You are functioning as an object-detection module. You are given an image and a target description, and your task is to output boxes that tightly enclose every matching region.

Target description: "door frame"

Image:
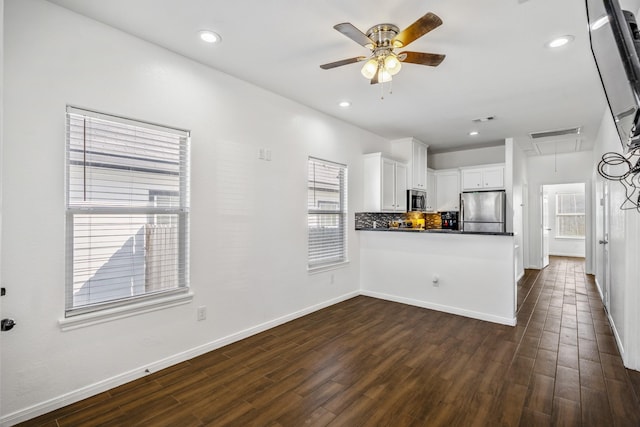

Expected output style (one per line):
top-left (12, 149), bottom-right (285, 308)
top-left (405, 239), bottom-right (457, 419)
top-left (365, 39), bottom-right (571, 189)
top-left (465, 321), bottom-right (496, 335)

top-left (542, 187), bottom-right (550, 268)
top-left (539, 182), bottom-right (587, 268)
top-left (600, 180), bottom-right (611, 311)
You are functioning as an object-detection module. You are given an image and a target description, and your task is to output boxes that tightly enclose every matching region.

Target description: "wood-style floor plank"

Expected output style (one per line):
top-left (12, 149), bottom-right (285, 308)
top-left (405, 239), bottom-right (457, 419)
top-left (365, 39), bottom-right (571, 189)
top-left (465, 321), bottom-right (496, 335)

top-left (16, 257), bottom-right (640, 426)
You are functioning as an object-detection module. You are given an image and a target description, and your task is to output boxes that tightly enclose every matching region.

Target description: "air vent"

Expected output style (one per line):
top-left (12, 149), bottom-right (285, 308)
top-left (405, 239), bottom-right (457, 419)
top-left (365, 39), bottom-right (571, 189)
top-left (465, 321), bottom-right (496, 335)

top-left (472, 116), bottom-right (496, 123)
top-left (529, 127), bottom-right (581, 139)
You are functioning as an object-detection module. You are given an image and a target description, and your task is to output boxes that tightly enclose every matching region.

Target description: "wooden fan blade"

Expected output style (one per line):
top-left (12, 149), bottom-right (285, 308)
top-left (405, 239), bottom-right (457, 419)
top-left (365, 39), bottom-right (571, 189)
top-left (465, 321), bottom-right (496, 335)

top-left (370, 73), bottom-right (379, 85)
top-left (320, 56), bottom-right (367, 70)
top-left (392, 12), bottom-right (442, 48)
top-left (334, 23), bottom-right (375, 48)
top-left (399, 51), bottom-right (446, 66)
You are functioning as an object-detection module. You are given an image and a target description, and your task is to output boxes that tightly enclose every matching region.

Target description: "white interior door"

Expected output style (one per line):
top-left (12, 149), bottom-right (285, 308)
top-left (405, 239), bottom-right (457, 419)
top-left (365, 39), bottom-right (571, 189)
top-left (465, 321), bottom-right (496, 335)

top-left (542, 188), bottom-right (550, 268)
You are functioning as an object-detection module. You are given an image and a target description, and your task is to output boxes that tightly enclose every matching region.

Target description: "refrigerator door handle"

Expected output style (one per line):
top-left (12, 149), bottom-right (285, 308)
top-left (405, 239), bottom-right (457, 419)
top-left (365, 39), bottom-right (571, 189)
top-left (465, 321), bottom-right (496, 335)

top-left (460, 197), bottom-right (465, 230)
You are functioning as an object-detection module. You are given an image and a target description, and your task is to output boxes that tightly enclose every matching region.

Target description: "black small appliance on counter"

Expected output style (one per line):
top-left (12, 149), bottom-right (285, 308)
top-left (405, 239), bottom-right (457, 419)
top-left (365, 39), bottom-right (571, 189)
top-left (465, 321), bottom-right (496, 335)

top-left (440, 211), bottom-right (459, 230)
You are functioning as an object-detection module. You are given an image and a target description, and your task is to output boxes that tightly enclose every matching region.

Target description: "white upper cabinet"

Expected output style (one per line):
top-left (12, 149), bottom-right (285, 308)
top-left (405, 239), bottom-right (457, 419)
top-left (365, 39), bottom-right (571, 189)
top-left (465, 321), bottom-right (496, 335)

top-left (461, 164), bottom-right (505, 190)
top-left (395, 162), bottom-right (408, 211)
top-left (411, 141), bottom-right (428, 190)
top-left (483, 167), bottom-right (504, 188)
top-left (364, 153), bottom-right (408, 212)
top-left (435, 169), bottom-right (460, 211)
top-left (391, 137), bottom-right (428, 191)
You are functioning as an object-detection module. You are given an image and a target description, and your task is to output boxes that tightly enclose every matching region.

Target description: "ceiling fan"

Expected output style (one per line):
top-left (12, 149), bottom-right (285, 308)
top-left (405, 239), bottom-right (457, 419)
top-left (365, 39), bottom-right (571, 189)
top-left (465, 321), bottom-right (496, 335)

top-left (320, 12), bottom-right (446, 85)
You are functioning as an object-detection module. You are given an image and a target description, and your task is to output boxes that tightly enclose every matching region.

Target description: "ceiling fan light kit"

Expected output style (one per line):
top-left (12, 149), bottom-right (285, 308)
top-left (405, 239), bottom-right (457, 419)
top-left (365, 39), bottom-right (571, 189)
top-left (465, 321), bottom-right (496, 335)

top-left (320, 12), bottom-right (446, 91)
top-left (361, 58), bottom-right (378, 79)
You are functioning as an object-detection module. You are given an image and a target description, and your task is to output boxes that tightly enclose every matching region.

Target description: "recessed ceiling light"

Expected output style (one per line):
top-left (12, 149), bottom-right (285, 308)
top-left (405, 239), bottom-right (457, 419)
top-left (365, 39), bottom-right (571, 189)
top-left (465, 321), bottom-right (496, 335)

top-left (339, 101), bottom-right (351, 108)
top-left (199, 30), bottom-right (221, 44)
top-left (547, 35), bottom-right (574, 49)
top-left (469, 131), bottom-right (479, 136)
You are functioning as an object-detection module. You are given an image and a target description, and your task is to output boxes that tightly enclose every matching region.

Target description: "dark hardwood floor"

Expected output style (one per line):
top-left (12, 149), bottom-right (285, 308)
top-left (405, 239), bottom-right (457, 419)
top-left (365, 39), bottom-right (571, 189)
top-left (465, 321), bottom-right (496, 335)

top-left (18, 256), bottom-right (640, 426)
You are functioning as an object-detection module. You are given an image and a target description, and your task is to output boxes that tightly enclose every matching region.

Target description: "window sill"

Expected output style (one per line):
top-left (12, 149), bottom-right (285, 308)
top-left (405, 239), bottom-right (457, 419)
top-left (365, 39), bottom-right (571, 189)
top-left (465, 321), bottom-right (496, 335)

top-left (308, 260), bottom-right (350, 275)
top-left (59, 291), bottom-right (194, 332)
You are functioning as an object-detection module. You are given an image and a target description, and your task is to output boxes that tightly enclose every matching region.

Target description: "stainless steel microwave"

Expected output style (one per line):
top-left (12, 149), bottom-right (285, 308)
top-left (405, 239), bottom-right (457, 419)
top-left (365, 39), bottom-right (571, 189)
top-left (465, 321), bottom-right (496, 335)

top-left (407, 189), bottom-right (427, 212)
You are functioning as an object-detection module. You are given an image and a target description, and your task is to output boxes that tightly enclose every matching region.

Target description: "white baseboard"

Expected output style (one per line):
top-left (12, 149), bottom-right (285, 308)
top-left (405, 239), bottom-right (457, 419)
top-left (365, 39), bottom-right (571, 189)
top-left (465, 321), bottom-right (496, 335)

top-left (0, 291), bottom-right (359, 427)
top-left (516, 270), bottom-right (525, 282)
top-left (548, 252), bottom-right (586, 258)
top-left (608, 311), bottom-right (626, 365)
top-left (360, 290), bottom-right (517, 326)
top-left (594, 277), bottom-right (605, 301)
top-left (594, 278), bottom-right (629, 369)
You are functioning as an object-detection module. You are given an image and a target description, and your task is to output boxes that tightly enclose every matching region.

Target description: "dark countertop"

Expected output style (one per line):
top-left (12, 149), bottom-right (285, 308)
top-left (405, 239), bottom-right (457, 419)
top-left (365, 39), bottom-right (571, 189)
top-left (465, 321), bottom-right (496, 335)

top-left (355, 227), bottom-right (514, 236)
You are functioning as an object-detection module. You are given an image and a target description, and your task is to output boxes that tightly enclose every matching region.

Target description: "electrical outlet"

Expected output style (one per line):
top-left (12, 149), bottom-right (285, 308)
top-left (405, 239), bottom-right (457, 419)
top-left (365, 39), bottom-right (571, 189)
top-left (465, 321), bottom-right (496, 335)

top-left (258, 148), bottom-right (265, 160)
top-left (197, 306), bottom-right (207, 321)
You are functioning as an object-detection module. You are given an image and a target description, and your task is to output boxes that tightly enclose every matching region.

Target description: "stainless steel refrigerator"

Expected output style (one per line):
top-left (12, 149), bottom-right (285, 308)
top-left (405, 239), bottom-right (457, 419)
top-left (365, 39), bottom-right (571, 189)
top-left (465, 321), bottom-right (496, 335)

top-left (460, 190), bottom-right (506, 232)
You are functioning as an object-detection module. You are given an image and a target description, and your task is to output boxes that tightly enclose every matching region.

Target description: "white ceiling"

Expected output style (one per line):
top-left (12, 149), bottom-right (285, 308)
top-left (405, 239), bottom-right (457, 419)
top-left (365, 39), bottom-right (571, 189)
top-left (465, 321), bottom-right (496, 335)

top-left (44, 0), bottom-right (632, 154)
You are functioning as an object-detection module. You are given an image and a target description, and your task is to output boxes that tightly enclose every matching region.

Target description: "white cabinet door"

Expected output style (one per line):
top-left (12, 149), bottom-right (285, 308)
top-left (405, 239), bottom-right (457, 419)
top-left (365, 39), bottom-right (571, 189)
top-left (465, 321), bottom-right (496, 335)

top-left (363, 153), bottom-right (407, 212)
top-left (483, 167), bottom-right (504, 189)
top-left (461, 165), bottom-right (505, 190)
top-left (391, 138), bottom-right (428, 191)
top-left (426, 169), bottom-right (436, 212)
top-left (436, 171), bottom-right (460, 211)
top-left (381, 157), bottom-right (397, 211)
top-left (396, 162), bottom-right (408, 211)
top-left (461, 169), bottom-right (483, 190)
top-left (412, 141), bottom-right (427, 190)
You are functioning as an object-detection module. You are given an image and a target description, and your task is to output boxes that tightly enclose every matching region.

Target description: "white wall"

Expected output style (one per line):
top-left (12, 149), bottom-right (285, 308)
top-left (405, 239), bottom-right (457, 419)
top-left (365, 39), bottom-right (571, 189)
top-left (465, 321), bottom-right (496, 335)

top-left (0, 0), bottom-right (391, 422)
top-left (592, 107), bottom-right (640, 371)
top-left (544, 183), bottom-right (586, 257)
top-left (525, 151), bottom-right (594, 272)
top-left (429, 145), bottom-right (505, 170)
top-left (0, 0), bottom-right (4, 323)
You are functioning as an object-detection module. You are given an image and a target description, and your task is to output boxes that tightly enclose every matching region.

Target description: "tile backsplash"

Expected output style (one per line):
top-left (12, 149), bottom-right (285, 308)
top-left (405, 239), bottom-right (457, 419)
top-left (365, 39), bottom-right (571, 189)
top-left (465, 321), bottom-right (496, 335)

top-left (354, 212), bottom-right (403, 229)
top-left (355, 212), bottom-right (442, 229)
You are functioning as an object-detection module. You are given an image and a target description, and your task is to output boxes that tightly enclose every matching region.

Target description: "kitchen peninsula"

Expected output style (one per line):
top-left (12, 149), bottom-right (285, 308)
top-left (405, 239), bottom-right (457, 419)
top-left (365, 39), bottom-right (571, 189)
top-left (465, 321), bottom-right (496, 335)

top-left (357, 222), bottom-right (516, 326)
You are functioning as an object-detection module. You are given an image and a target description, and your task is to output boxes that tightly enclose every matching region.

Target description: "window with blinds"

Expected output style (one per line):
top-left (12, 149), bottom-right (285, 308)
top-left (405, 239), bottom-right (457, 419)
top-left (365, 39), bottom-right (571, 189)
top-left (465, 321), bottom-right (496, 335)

top-left (556, 192), bottom-right (585, 238)
top-left (307, 157), bottom-right (348, 269)
top-left (65, 106), bottom-right (190, 316)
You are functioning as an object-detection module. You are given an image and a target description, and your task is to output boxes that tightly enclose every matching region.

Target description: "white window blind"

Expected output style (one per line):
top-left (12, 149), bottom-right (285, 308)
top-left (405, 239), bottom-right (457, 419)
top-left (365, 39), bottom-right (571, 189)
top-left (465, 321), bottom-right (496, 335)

top-left (556, 193), bottom-right (585, 238)
top-left (65, 106), bottom-right (190, 316)
top-left (307, 157), bottom-right (348, 269)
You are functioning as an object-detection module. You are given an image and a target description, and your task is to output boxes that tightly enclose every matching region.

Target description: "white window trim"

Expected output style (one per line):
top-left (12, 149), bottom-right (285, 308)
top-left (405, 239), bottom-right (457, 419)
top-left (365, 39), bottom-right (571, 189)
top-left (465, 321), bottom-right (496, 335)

top-left (555, 192), bottom-right (585, 239)
top-left (307, 157), bottom-right (348, 271)
top-left (307, 260), bottom-right (350, 274)
top-left (59, 291), bottom-right (194, 332)
top-left (65, 106), bottom-right (191, 318)
top-left (554, 235), bottom-right (586, 241)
